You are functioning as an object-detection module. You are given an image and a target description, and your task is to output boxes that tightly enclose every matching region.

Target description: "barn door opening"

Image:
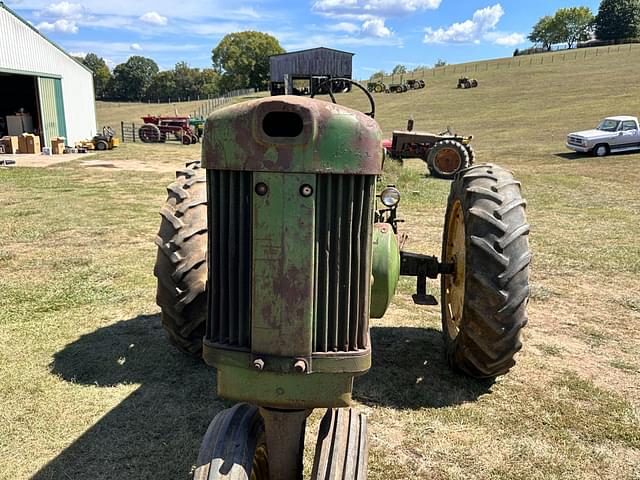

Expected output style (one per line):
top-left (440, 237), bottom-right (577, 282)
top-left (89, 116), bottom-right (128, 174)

top-left (38, 77), bottom-right (67, 146)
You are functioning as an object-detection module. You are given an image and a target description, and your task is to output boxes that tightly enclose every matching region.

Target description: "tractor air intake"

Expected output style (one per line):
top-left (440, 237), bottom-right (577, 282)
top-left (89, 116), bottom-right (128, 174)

top-left (201, 96), bottom-right (383, 409)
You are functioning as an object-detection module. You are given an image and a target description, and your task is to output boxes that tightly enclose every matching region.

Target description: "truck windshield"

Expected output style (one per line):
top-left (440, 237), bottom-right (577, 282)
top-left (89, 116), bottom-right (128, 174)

top-left (596, 119), bottom-right (620, 131)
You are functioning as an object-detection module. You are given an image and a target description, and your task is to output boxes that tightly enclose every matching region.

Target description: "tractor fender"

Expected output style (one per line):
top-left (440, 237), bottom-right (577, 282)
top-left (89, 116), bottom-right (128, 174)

top-left (369, 223), bottom-right (401, 319)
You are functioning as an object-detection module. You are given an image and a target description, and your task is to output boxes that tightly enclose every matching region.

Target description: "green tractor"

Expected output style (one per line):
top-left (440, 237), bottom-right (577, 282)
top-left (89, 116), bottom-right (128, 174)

top-left (154, 79), bottom-right (531, 479)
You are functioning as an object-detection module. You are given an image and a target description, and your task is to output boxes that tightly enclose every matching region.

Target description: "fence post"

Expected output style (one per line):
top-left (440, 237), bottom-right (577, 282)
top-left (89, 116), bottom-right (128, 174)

top-left (121, 121), bottom-right (125, 142)
top-left (132, 123), bottom-right (136, 142)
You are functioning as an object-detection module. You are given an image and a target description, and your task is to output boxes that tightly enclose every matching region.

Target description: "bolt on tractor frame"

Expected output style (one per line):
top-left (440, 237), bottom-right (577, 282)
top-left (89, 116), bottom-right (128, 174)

top-left (153, 80), bottom-right (531, 479)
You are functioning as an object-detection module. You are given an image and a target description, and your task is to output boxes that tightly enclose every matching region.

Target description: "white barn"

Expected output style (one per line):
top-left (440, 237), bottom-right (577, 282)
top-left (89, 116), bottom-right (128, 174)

top-left (0, 2), bottom-right (96, 146)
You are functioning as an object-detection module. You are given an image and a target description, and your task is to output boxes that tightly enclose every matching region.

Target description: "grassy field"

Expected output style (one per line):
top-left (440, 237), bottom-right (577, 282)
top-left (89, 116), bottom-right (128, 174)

top-left (1, 46), bottom-right (640, 480)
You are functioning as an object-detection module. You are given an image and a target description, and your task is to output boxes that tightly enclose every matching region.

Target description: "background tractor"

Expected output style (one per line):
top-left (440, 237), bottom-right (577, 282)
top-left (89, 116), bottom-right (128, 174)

top-left (138, 115), bottom-right (198, 145)
top-left (367, 81), bottom-right (386, 93)
top-left (92, 126), bottom-right (119, 151)
top-left (457, 77), bottom-right (479, 89)
top-left (383, 121), bottom-right (476, 179)
top-left (406, 79), bottom-right (426, 89)
top-left (153, 80), bottom-right (530, 479)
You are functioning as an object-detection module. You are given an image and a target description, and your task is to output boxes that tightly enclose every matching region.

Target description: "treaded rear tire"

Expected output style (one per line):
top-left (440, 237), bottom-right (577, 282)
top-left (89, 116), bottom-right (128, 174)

top-left (154, 161), bottom-right (207, 355)
top-left (426, 140), bottom-right (470, 179)
top-left (441, 164), bottom-right (531, 378)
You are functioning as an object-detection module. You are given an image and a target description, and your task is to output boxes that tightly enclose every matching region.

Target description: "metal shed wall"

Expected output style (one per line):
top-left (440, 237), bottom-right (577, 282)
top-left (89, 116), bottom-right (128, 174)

top-left (0, 4), bottom-right (96, 144)
top-left (269, 48), bottom-right (353, 82)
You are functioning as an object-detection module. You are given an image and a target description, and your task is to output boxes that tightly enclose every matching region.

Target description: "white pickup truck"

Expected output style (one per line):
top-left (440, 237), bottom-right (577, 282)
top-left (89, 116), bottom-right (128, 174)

top-left (566, 116), bottom-right (640, 156)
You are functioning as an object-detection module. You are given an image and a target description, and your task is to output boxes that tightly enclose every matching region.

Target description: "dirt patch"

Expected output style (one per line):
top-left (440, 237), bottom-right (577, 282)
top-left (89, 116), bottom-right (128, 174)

top-left (1, 153), bottom-right (89, 168)
top-left (78, 158), bottom-right (178, 171)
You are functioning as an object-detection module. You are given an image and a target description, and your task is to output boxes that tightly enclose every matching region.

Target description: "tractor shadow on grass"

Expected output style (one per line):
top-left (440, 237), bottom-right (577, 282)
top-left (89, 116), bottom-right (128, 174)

top-left (354, 326), bottom-right (494, 409)
top-left (32, 314), bottom-right (222, 480)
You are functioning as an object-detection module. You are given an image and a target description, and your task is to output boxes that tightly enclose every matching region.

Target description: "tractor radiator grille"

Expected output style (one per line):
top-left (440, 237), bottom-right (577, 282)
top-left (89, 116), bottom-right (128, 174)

top-left (206, 170), bottom-right (252, 349)
top-left (313, 175), bottom-right (375, 353)
top-left (206, 171), bottom-right (375, 355)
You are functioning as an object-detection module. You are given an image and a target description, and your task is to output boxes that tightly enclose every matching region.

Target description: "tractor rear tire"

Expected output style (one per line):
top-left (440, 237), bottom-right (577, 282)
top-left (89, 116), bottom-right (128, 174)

top-left (374, 84), bottom-right (384, 93)
top-left (471, 79), bottom-right (478, 87)
top-left (193, 404), bottom-right (269, 480)
top-left (95, 140), bottom-right (108, 151)
top-left (139, 123), bottom-right (160, 143)
top-left (441, 164), bottom-right (531, 378)
top-left (426, 140), bottom-right (470, 179)
top-left (311, 408), bottom-right (368, 480)
top-left (154, 161), bottom-right (207, 355)
top-left (466, 145), bottom-right (477, 165)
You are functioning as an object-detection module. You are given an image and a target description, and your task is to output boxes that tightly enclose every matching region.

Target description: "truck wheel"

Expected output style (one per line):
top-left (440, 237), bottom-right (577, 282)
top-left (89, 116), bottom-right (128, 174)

top-left (441, 164), bottom-right (531, 378)
top-left (193, 404), bottom-right (269, 480)
top-left (311, 408), bottom-right (368, 480)
top-left (426, 140), bottom-right (470, 179)
top-left (593, 144), bottom-right (608, 157)
top-left (154, 161), bottom-right (207, 355)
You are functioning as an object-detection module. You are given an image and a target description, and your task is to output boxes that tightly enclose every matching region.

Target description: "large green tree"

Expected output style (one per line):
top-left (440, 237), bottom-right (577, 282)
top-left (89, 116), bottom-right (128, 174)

top-left (595, 0), bottom-right (640, 40)
top-left (392, 64), bottom-right (406, 75)
top-left (212, 31), bottom-right (285, 91)
top-left (109, 56), bottom-right (159, 100)
top-left (554, 7), bottom-right (594, 48)
top-left (79, 53), bottom-right (111, 98)
top-left (529, 8), bottom-right (593, 49)
top-left (528, 15), bottom-right (561, 50)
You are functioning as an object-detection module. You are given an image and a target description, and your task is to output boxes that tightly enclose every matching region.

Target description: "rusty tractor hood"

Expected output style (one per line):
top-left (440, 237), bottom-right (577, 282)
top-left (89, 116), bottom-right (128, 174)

top-left (202, 95), bottom-right (383, 175)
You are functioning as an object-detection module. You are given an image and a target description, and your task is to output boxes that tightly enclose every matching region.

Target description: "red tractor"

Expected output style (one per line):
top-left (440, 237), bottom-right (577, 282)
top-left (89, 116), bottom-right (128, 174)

top-left (138, 115), bottom-right (198, 145)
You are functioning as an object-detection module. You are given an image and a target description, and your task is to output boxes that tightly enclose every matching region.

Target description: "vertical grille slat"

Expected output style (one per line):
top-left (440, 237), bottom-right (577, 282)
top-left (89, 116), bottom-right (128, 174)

top-left (314, 174), bottom-right (374, 354)
top-left (328, 176), bottom-right (342, 352)
top-left (206, 170), bottom-right (252, 349)
top-left (238, 173), bottom-right (250, 347)
top-left (314, 175), bottom-right (330, 352)
top-left (349, 176), bottom-right (364, 349)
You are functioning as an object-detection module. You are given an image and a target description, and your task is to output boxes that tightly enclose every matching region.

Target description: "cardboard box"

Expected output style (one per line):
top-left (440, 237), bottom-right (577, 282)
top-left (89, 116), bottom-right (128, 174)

top-left (18, 133), bottom-right (41, 154)
top-left (51, 137), bottom-right (65, 155)
top-left (1, 136), bottom-right (20, 154)
top-left (25, 134), bottom-right (40, 154)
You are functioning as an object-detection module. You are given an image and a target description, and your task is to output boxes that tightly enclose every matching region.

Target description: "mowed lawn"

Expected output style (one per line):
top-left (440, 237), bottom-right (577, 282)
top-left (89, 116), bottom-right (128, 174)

top-left (1, 46), bottom-right (639, 480)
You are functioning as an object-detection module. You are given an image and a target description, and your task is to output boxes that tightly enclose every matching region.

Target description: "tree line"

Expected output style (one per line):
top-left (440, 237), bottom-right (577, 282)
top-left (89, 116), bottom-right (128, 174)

top-left (526, 0), bottom-right (640, 52)
top-left (77, 31), bottom-right (285, 101)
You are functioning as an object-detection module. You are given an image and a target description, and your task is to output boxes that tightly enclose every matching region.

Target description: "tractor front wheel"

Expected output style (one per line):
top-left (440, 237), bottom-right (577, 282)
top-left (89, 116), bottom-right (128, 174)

top-left (193, 404), bottom-right (269, 480)
top-left (441, 164), bottom-right (531, 378)
top-left (426, 140), bottom-right (470, 179)
top-left (311, 408), bottom-right (368, 480)
top-left (153, 161), bottom-right (207, 355)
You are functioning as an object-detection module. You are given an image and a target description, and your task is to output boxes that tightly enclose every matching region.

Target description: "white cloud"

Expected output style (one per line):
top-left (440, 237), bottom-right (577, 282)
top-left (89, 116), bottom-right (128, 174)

top-left (487, 32), bottom-right (526, 46)
top-left (68, 50), bottom-right (87, 57)
top-left (313, 0), bottom-right (441, 17)
top-left (36, 19), bottom-right (78, 33)
top-left (43, 1), bottom-right (84, 18)
top-left (139, 11), bottom-right (168, 26)
top-left (130, 43), bottom-right (142, 51)
top-left (423, 3), bottom-right (512, 44)
top-left (328, 22), bottom-right (361, 33)
top-left (361, 18), bottom-right (391, 37)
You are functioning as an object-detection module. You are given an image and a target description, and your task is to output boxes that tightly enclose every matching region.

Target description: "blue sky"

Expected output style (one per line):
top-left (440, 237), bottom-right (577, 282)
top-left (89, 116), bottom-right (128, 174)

top-left (7, 0), bottom-right (602, 77)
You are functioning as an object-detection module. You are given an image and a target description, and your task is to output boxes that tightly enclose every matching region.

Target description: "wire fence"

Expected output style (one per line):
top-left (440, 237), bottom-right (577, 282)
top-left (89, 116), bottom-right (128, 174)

top-left (119, 88), bottom-right (253, 143)
top-left (372, 43), bottom-right (640, 85)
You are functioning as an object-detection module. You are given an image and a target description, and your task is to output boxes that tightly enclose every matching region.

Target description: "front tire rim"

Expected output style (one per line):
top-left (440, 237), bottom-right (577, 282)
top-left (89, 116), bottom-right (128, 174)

top-left (596, 146), bottom-right (606, 156)
top-left (434, 148), bottom-right (462, 174)
top-left (444, 199), bottom-right (465, 339)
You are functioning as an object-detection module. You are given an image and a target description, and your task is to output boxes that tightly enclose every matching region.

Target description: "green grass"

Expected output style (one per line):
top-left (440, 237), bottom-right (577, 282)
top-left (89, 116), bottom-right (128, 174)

top-left (2, 47), bottom-right (640, 479)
